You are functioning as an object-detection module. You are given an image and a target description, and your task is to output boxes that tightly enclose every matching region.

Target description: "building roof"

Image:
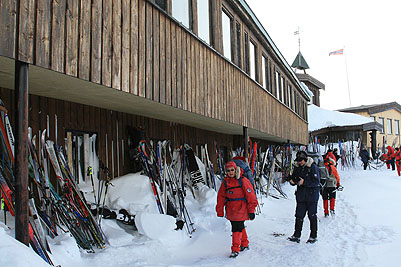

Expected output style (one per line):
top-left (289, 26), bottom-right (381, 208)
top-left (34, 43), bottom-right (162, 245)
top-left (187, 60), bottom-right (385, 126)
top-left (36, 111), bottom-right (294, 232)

top-left (337, 102), bottom-right (401, 115)
top-left (291, 51), bottom-right (309, 70)
top-left (296, 73), bottom-right (325, 90)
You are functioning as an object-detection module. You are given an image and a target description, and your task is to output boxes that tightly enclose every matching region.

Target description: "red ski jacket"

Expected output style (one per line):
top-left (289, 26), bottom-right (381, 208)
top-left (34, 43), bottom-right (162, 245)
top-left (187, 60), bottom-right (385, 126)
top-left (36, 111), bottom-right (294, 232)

top-left (216, 169), bottom-right (258, 221)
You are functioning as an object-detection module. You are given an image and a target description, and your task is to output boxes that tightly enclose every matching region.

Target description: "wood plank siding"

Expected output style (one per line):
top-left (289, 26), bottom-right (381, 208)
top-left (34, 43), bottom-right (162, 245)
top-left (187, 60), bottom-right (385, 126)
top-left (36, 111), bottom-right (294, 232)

top-left (0, 0), bottom-right (308, 144)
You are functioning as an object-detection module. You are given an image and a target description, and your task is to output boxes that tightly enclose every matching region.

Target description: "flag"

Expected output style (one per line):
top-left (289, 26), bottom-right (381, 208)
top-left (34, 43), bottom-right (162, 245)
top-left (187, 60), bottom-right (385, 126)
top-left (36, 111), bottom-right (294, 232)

top-left (329, 49), bottom-right (344, 56)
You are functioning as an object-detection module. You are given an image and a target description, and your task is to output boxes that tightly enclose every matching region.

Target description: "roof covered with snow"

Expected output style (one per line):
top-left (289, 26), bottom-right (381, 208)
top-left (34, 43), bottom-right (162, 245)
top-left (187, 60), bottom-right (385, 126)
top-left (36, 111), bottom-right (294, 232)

top-left (308, 104), bottom-right (374, 132)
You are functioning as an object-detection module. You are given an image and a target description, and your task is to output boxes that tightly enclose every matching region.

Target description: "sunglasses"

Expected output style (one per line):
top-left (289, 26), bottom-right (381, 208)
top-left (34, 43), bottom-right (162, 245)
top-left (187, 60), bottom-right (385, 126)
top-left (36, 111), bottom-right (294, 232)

top-left (226, 169), bottom-right (235, 172)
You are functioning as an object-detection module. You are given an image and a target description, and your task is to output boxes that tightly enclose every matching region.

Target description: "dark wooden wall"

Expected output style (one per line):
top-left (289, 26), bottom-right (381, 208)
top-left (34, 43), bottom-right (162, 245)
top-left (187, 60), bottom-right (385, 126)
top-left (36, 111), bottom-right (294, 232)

top-left (1, 87), bottom-right (236, 178)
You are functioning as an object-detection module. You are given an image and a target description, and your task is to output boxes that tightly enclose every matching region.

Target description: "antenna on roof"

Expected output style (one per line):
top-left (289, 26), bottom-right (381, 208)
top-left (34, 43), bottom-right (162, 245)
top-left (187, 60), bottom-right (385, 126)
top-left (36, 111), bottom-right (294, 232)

top-left (294, 26), bottom-right (301, 52)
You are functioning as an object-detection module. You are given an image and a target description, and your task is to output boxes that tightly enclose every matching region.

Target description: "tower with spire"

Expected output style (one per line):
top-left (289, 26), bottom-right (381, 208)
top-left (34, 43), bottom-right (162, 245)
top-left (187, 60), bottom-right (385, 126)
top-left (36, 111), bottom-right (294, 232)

top-left (291, 28), bottom-right (325, 107)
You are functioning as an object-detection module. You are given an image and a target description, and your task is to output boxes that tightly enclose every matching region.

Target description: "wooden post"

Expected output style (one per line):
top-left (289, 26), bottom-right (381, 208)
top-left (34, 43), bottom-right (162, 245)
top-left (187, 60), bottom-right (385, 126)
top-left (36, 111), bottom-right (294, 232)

top-left (14, 60), bottom-right (29, 245)
top-left (243, 126), bottom-right (248, 161)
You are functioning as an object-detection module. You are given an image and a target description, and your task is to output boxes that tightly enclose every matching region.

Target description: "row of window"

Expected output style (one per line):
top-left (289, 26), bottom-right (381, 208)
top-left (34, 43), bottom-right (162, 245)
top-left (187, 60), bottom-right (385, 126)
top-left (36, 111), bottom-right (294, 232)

top-left (152, 0), bottom-right (307, 120)
top-left (372, 116), bottom-right (400, 135)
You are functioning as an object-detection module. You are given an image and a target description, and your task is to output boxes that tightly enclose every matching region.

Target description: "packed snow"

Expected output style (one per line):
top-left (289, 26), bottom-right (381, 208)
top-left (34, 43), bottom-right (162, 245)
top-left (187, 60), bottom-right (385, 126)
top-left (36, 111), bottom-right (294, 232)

top-left (1, 155), bottom-right (400, 267)
top-left (308, 104), bottom-right (373, 132)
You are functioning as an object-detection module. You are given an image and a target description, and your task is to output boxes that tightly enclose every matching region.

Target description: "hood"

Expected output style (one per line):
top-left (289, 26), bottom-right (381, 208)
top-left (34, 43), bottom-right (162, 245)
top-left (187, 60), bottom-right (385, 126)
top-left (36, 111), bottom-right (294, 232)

top-left (294, 157), bottom-right (314, 168)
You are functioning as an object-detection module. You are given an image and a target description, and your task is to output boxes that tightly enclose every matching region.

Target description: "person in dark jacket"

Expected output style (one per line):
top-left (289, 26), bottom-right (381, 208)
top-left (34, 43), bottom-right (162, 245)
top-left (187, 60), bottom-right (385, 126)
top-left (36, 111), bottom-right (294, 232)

top-left (287, 151), bottom-right (321, 244)
top-left (360, 147), bottom-right (370, 170)
top-left (216, 161), bottom-right (258, 258)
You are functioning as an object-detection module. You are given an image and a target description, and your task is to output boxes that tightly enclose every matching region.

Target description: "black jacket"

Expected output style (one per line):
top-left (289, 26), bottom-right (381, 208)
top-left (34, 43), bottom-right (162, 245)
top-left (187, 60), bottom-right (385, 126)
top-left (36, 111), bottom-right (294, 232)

top-left (290, 157), bottom-right (321, 202)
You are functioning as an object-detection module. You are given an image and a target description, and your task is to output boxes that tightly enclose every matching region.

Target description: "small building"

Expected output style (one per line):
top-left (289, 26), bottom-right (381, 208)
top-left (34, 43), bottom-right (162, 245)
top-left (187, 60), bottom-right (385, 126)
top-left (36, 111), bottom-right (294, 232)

top-left (338, 102), bottom-right (401, 152)
top-left (308, 105), bottom-right (382, 156)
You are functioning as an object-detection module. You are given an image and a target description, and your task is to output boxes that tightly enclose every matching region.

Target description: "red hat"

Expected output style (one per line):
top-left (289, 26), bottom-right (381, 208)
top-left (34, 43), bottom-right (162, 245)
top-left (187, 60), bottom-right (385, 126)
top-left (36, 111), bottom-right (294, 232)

top-left (225, 161), bottom-right (237, 170)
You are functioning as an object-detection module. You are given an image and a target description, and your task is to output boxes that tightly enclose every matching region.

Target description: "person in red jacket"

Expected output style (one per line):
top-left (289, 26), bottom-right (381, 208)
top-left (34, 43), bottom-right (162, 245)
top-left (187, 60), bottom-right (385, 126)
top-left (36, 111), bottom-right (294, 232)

top-left (216, 161), bottom-right (258, 258)
top-left (385, 146), bottom-right (396, 170)
top-left (322, 157), bottom-right (341, 216)
top-left (395, 147), bottom-right (401, 176)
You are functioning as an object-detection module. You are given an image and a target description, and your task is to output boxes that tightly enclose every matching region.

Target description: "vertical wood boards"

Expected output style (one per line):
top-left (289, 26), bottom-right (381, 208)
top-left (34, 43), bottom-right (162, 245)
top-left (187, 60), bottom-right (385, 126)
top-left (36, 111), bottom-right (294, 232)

top-left (0, 0), bottom-right (16, 58)
top-left (35, 0), bottom-right (51, 68)
top-left (51, 0), bottom-right (66, 73)
top-left (121, 0), bottom-right (130, 93)
top-left (65, 0), bottom-right (79, 76)
top-left (153, 7), bottom-right (160, 102)
top-left (170, 22), bottom-right (176, 107)
top-left (91, 0), bottom-right (102, 83)
top-left (138, 0), bottom-right (146, 97)
top-left (159, 12), bottom-right (166, 104)
top-left (112, 0), bottom-right (122, 90)
top-left (102, 0), bottom-right (112, 87)
top-left (78, 0), bottom-right (91, 80)
top-left (176, 26), bottom-right (182, 109)
top-left (130, 0), bottom-right (139, 95)
top-left (165, 18), bottom-right (171, 105)
top-left (145, 2), bottom-right (153, 100)
top-left (18, 0), bottom-right (35, 63)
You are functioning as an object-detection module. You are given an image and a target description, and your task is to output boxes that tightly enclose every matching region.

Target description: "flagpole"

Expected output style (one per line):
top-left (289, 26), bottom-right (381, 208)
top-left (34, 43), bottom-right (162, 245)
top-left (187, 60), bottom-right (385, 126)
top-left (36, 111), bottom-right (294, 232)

top-left (343, 47), bottom-right (352, 107)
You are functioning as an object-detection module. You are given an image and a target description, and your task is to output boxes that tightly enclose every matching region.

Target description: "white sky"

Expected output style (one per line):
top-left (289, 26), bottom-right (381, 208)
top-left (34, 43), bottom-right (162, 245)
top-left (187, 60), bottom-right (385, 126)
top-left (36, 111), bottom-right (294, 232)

top-left (246, 0), bottom-right (401, 110)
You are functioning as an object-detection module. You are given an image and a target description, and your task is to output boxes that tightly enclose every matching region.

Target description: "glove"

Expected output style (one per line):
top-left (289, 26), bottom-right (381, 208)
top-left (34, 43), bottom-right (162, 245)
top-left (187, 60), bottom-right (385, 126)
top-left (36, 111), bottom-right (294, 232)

top-left (248, 213), bottom-right (255, 220)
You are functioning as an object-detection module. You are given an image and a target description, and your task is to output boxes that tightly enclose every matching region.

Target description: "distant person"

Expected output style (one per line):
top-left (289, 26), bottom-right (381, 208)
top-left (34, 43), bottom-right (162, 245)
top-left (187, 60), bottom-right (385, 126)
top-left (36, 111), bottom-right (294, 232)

top-left (216, 161), bottom-right (258, 258)
top-left (333, 148), bottom-right (341, 167)
top-left (395, 147), bottom-right (401, 176)
top-left (384, 146), bottom-right (396, 170)
top-left (360, 147), bottom-right (370, 170)
top-left (322, 156), bottom-right (341, 216)
top-left (324, 149), bottom-right (337, 166)
top-left (287, 151), bottom-right (320, 244)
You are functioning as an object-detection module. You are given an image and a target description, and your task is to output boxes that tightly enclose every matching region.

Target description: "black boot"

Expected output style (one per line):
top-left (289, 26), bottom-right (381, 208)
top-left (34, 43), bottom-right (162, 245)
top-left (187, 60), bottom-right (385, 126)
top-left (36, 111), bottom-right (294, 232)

top-left (288, 218), bottom-right (303, 243)
top-left (309, 215), bottom-right (318, 239)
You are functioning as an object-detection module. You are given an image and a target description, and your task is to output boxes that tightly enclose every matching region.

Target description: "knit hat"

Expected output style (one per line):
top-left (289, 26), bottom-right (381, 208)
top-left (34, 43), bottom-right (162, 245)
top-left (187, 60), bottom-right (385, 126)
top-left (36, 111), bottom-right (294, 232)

top-left (225, 161), bottom-right (237, 170)
top-left (295, 151), bottom-right (308, 162)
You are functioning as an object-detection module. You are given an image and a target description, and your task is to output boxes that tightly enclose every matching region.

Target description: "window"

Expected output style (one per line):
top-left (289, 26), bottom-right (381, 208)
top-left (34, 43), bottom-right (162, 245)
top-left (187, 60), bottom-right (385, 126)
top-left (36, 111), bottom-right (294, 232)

top-left (172, 0), bottom-right (190, 28)
top-left (244, 32), bottom-right (249, 74)
top-left (370, 116), bottom-right (376, 121)
top-left (395, 120), bottom-right (400, 135)
top-left (280, 76), bottom-right (285, 103)
top-left (197, 0), bottom-right (209, 44)
top-left (268, 59), bottom-right (272, 93)
top-left (387, 118), bottom-right (392, 134)
top-left (275, 71), bottom-right (280, 100)
top-left (249, 41), bottom-right (257, 80)
top-left (222, 10), bottom-right (232, 60)
top-left (153, 0), bottom-right (167, 11)
top-left (262, 55), bottom-right (267, 90)
top-left (378, 117), bottom-right (385, 133)
top-left (288, 85), bottom-right (292, 109)
top-left (236, 22), bottom-right (241, 68)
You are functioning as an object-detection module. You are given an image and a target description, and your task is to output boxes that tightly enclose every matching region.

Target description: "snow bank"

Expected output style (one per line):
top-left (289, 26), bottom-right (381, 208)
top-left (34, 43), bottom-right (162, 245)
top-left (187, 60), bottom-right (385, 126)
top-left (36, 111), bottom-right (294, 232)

top-left (308, 104), bottom-right (373, 132)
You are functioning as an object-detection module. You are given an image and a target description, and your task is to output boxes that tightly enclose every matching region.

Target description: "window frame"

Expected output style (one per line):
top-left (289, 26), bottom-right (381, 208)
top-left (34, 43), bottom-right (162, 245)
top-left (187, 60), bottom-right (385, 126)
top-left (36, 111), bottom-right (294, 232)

top-left (387, 118), bottom-right (393, 135)
top-left (249, 39), bottom-right (257, 81)
top-left (221, 8), bottom-right (234, 61)
top-left (171, 0), bottom-right (192, 29)
top-left (197, 0), bottom-right (210, 44)
top-left (395, 120), bottom-right (400, 135)
top-left (378, 117), bottom-right (385, 134)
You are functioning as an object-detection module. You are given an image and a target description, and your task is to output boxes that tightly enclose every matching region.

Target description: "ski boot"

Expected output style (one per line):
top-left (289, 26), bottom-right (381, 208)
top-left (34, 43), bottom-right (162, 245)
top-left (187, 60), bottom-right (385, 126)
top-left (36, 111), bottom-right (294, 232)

top-left (240, 246), bottom-right (249, 252)
top-left (306, 237), bottom-right (317, 244)
top-left (229, 251), bottom-right (239, 258)
top-left (330, 209), bottom-right (335, 217)
top-left (287, 235), bottom-right (300, 243)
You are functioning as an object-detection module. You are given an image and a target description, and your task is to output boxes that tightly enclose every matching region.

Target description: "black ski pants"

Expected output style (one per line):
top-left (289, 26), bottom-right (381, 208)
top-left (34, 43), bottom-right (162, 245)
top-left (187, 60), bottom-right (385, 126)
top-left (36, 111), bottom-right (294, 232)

top-left (230, 221), bottom-right (245, 232)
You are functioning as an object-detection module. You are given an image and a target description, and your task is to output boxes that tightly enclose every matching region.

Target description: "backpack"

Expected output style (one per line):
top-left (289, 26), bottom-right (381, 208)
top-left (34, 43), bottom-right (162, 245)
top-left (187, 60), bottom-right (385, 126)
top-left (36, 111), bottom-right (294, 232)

top-left (224, 176), bottom-right (247, 203)
top-left (325, 165), bottom-right (337, 188)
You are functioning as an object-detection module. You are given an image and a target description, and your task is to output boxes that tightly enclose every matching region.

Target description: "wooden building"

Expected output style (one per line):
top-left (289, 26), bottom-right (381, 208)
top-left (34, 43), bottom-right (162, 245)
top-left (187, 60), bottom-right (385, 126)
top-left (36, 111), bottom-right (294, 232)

top-left (0, 0), bottom-right (310, 179)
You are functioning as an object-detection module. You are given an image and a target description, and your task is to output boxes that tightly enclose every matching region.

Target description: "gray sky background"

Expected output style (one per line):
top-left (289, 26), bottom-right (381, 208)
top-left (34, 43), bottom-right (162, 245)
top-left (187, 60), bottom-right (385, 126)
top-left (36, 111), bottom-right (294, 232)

top-left (246, 0), bottom-right (401, 110)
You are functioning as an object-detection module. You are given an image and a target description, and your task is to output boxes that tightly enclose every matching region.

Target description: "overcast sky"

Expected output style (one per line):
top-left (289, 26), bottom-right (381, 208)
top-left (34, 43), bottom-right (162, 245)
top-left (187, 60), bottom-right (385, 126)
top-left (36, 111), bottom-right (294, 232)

top-left (246, 0), bottom-right (401, 110)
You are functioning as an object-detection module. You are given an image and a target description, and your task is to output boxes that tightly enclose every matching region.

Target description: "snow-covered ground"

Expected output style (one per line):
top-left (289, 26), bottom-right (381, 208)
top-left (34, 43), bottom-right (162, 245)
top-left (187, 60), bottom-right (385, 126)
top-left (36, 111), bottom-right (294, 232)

top-left (1, 159), bottom-right (400, 267)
